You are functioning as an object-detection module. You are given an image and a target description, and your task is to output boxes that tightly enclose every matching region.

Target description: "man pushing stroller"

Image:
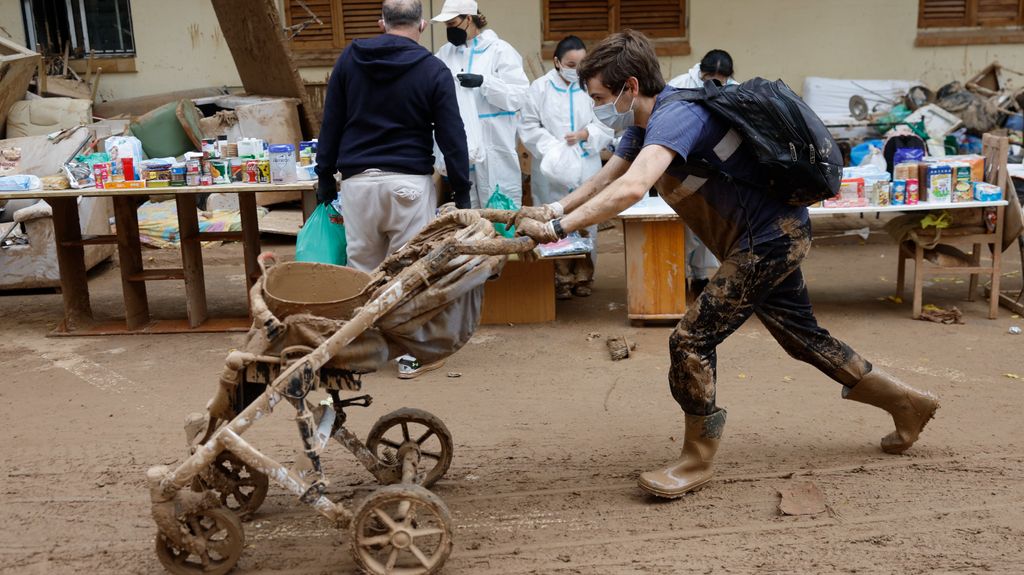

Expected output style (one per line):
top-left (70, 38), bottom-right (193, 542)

top-left (515, 30), bottom-right (940, 499)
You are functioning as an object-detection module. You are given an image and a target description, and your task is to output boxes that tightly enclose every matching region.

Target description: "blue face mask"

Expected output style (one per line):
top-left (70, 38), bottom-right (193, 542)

top-left (593, 84), bottom-right (635, 131)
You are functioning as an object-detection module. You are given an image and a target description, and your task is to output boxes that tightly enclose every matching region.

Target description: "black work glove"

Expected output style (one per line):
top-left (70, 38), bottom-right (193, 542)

top-left (457, 73), bottom-right (484, 88)
top-left (316, 178), bottom-right (338, 205)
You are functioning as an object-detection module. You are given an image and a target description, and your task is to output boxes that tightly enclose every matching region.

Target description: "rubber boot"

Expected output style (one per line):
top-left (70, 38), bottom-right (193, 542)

top-left (843, 368), bottom-right (940, 454)
top-left (638, 408), bottom-right (726, 499)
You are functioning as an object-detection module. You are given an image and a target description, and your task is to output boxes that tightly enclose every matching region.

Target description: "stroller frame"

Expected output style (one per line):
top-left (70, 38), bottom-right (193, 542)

top-left (147, 210), bottom-right (532, 575)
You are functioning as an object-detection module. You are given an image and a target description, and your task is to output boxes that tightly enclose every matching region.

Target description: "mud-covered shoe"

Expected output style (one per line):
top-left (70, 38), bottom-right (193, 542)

top-left (844, 368), bottom-right (939, 454)
top-left (572, 284), bottom-right (593, 297)
top-left (556, 285), bottom-right (573, 300)
top-left (396, 355), bottom-right (445, 380)
top-left (638, 408), bottom-right (726, 499)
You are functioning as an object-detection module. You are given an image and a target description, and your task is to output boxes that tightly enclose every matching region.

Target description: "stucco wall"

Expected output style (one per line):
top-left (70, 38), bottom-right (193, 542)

top-left (4, 0), bottom-right (1022, 101)
top-left (495, 0), bottom-right (1024, 91)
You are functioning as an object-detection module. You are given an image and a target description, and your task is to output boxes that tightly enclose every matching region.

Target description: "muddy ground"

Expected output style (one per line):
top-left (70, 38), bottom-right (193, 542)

top-left (1, 222), bottom-right (1023, 574)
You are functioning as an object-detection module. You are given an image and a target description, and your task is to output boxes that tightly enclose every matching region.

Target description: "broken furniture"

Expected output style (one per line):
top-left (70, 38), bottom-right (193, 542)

top-left (0, 196), bottom-right (113, 290)
top-left (618, 195), bottom-right (688, 324)
top-left (5, 97), bottom-right (92, 138)
top-left (894, 134), bottom-right (1018, 320)
top-left (0, 37), bottom-right (41, 138)
top-left (0, 181), bottom-right (315, 336)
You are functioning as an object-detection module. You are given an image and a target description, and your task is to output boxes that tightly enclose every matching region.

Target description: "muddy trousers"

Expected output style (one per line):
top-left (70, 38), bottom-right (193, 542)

top-left (669, 223), bottom-right (872, 415)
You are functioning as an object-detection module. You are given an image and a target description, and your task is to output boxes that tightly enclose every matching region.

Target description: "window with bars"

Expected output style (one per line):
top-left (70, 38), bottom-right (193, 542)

top-left (22, 0), bottom-right (136, 58)
top-left (543, 0), bottom-right (689, 56)
top-left (917, 0), bottom-right (1024, 45)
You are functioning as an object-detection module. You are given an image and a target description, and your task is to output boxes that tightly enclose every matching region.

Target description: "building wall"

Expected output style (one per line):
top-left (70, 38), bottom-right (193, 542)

top-left (493, 0), bottom-right (1023, 91)
top-left (4, 0), bottom-right (1021, 102)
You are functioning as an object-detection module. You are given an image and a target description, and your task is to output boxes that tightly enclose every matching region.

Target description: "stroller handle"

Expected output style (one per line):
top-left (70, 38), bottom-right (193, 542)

top-left (456, 235), bottom-right (536, 256)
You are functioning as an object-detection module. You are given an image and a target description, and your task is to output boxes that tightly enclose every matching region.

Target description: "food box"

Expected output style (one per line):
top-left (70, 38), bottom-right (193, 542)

top-left (925, 164), bottom-right (953, 204)
top-left (103, 180), bottom-right (148, 190)
top-left (870, 181), bottom-right (891, 206)
top-left (973, 182), bottom-right (1003, 202)
top-left (925, 154), bottom-right (984, 182)
top-left (823, 178), bottom-right (868, 208)
top-left (950, 162), bottom-right (973, 203)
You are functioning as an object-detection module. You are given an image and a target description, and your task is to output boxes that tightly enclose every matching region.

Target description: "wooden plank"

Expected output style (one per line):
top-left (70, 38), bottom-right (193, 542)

top-left (481, 259), bottom-right (556, 324)
top-left (237, 192), bottom-right (262, 291)
top-left (112, 196), bottom-right (151, 329)
top-left (0, 181), bottom-right (316, 201)
top-left (197, 231), bottom-right (244, 242)
top-left (127, 269), bottom-right (186, 281)
top-left (61, 234), bottom-right (117, 247)
top-left (623, 219), bottom-right (687, 320)
top-left (45, 197), bottom-right (93, 331)
top-left (211, 0), bottom-right (320, 136)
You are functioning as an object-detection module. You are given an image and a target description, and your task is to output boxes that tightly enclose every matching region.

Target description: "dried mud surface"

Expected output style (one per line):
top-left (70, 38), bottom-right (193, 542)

top-left (1, 226), bottom-right (1023, 574)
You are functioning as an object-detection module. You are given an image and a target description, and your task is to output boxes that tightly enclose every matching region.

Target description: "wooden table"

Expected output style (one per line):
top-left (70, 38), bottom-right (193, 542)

top-left (618, 196), bottom-right (688, 324)
top-left (619, 195), bottom-right (1009, 322)
top-left (480, 254), bottom-right (584, 325)
top-left (0, 182), bottom-right (315, 336)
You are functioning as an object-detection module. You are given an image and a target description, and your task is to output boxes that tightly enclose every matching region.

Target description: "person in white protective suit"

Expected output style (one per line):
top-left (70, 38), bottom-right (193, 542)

top-left (432, 0), bottom-right (530, 208)
top-left (519, 35), bottom-right (613, 299)
top-left (668, 49), bottom-right (737, 297)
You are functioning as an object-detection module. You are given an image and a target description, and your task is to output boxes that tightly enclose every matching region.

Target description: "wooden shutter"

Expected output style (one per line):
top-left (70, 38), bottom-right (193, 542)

top-left (339, 0), bottom-right (383, 42)
top-left (619, 0), bottom-right (686, 38)
top-left (919, 0), bottom-right (970, 27)
top-left (975, 0), bottom-right (1024, 25)
top-left (544, 0), bottom-right (611, 41)
top-left (285, 0), bottom-right (338, 49)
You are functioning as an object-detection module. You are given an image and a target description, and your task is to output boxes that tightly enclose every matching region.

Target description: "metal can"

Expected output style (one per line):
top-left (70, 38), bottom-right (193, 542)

top-left (906, 178), bottom-right (920, 205)
top-left (245, 160), bottom-right (259, 184)
top-left (257, 160), bottom-right (271, 184)
top-left (93, 162), bottom-right (110, 189)
top-left (891, 180), bottom-right (907, 206)
top-left (200, 174), bottom-right (213, 186)
top-left (170, 163), bottom-right (186, 186)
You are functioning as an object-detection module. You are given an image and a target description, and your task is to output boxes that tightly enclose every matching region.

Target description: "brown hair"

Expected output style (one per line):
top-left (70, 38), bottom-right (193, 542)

top-left (469, 14), bottom-right (488, 29)
top-left (578, 30), bottom-right (665, 97)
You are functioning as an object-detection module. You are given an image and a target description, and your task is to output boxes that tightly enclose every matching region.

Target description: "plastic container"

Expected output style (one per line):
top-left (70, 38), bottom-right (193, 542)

top-left (269, 144), bottom-right (297, 184)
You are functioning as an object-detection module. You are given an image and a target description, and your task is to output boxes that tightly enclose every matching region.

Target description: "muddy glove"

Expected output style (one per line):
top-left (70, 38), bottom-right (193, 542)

top-left (515, 217), bottom-right (560, 245)
top-left (514, 202), bottom-right (563, 227)
top-left (457, 73), bottom-right (484, 88)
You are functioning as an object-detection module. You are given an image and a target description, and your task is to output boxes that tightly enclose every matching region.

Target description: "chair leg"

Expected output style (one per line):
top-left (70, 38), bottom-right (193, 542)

top-left (968, 242), bottom-right (981, 302)
top-left (913, 243), bottom-right (925, 319)
top-left (896, 246), bottom-right (906, 301)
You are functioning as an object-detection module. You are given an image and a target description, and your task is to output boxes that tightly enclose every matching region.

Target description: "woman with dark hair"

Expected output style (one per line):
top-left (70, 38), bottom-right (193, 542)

top-left (432, 0), bottom-right (529, 209)
top-left (519, 35), bottom-right (613, 298)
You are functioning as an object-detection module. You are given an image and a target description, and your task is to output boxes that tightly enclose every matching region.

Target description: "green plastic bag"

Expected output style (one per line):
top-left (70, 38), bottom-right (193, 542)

top-left (296, 204), bottom-right (347, 265)
top-left (484, 186), bottom-right (516, 238)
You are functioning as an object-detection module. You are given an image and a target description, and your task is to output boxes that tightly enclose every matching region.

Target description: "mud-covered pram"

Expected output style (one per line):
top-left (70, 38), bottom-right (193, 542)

top-left (147, 208), bottom-right (534, 575)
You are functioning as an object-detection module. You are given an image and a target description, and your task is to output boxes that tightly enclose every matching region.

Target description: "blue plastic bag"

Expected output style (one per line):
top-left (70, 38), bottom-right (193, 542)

top-left (484, 186), bottom-right (517, 238)
top-left (296, 203), bottom-right (347, 265)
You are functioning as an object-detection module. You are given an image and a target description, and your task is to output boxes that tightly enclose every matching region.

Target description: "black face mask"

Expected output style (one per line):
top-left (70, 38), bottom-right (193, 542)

top-left (446, 25), bottom-right (468, 46)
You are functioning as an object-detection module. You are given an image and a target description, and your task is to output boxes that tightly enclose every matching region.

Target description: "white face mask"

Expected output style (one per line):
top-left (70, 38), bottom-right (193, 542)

top-left (559, 67), bottom-right (579, 84)
top-left (593, 84), bottom-right (635, 131)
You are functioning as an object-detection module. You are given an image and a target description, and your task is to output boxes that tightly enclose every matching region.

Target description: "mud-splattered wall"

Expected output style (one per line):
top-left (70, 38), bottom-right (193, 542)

top-left (2, 0), bottom-right (1021, 101)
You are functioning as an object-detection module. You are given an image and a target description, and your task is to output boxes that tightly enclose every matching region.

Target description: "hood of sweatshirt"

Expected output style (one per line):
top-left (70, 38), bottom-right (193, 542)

top-left (350, 34), bottom-right (432, 82)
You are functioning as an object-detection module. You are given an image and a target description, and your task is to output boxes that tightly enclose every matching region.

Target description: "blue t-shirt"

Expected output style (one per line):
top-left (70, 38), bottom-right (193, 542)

top-left (615, 86), bottom-right (809, 258)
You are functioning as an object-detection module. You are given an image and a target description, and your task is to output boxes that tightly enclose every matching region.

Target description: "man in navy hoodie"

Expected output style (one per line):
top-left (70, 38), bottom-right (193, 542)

top-left (315, 0), bottom-right (471, 378)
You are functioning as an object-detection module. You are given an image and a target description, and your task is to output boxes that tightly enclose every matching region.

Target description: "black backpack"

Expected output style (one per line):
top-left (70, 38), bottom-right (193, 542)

top-left (663, 78), bottom-right (842, 207)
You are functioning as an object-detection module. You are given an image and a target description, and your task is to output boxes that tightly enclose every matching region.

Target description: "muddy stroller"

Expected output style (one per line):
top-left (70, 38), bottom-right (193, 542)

top-left (147, 208), bottom-right (534, 575)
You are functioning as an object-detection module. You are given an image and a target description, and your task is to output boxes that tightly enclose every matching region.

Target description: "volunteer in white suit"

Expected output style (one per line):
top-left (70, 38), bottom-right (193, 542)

top-left (668, 49), bottom-right (738, 297)
top-left (519, 35), bottom-right (613, 298)
top-left (433, 0), bottom-right (529, 209)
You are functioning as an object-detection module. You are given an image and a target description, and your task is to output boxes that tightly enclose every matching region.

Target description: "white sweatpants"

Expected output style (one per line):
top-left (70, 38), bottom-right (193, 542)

top-left (340, 170), bottom-right (436, 272)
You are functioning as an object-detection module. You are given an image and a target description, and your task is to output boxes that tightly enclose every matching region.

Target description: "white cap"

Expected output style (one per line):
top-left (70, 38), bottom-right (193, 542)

top-left (431, 0), bottom-right (478, 22)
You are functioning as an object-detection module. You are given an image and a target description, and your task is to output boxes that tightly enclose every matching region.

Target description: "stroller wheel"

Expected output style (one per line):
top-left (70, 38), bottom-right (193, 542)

top-left (155, 506), bottom-right (244, 575)
top-left (349, 484), bottom-right (453, 575)
top-left (192, 452), bottom-right (269, 521)
top-left (366, 408), bottom-right (454, 488)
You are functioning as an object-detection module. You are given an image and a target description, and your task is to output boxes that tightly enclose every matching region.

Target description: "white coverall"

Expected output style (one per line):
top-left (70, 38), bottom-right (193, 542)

top-left (667, 63), bottom-right (738, 281)
top-left (519, 68), bottom-right (613, 292)
top-left (436, 29), bottom-right (529, 209)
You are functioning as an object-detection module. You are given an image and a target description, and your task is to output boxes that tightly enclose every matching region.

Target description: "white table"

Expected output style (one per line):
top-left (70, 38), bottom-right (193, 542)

top-left (619, 195), bottom-right (1009, 320)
